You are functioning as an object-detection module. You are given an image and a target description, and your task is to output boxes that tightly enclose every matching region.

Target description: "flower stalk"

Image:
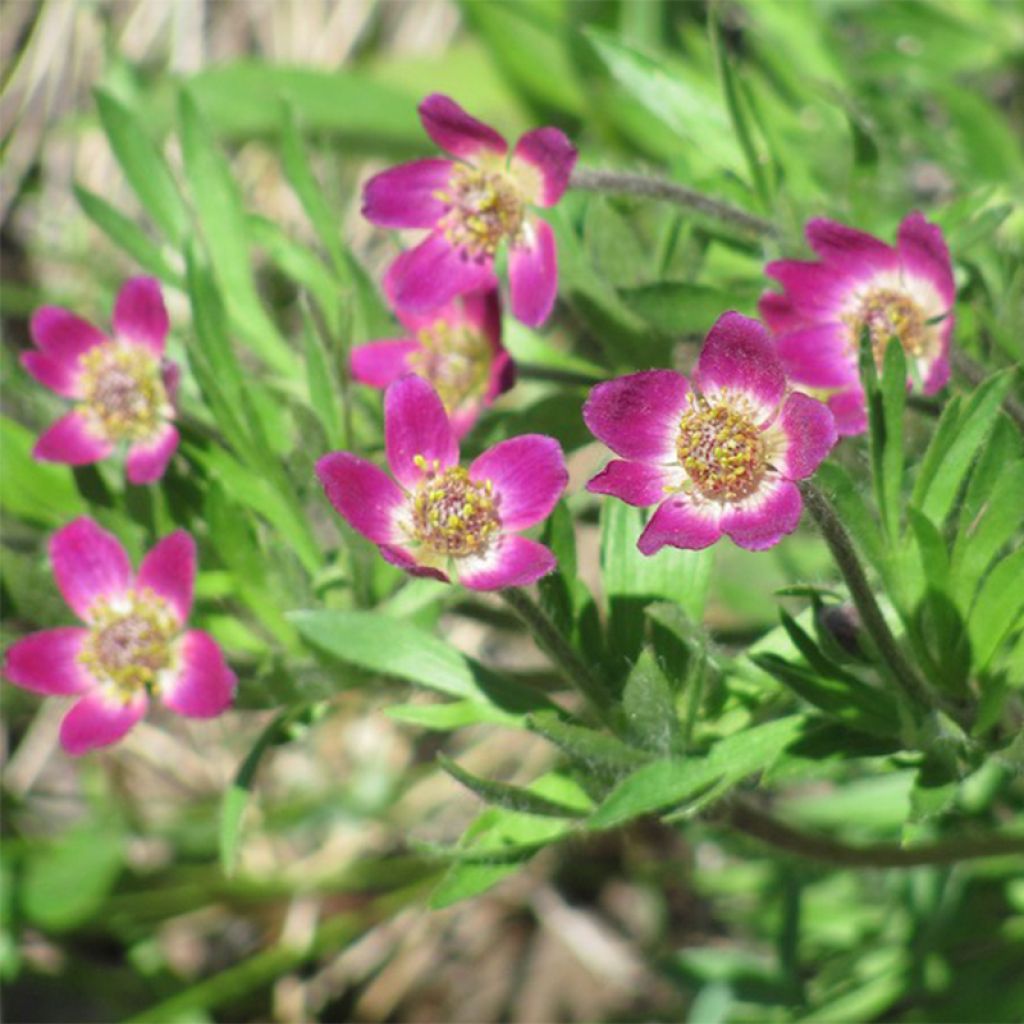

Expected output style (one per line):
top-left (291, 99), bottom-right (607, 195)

top-left (499, 587), bottom-right (618, 731)
top-left (723, 797), bottom-right (1024, 867)
top-left (798, 480), bottom-right (936, 717)
top-left (569, 166), bottom-right (777, 239)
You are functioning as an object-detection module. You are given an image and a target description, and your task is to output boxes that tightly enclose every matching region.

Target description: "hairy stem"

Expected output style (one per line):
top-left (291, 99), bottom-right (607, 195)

top-left (798, 481), bottom-right (935, 716)
top-left (500, 587), bottom-right (618, 730)
top-left (569, 167), bottom-right (777, 239)
top-left (724, 797), bottom-right (1024, 867)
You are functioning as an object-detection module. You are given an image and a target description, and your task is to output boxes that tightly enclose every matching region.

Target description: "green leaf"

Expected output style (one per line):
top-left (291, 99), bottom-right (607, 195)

top-left (300, 300), bottom-right (345, 450)
top-left (527, 710), bottom-right (650, 774)
top-left (588, 717), bottom-right (805, 830)
top-left (600, 502), bottom-right (713, 671)
top-left (178, 88), bottom-right (294, 375)
top-left (582, 27), bottom-right (742, 175)
top-left (438, 756), bottom-right (590, 818)
top-left (277, 103), bottom-right (348, 277)
top-left (95, 89), bottom-right (188, 243)
top-left (622, 648), bottom-right (682, 755)
top-left (968, 547), bottom-right (1024, 673)
top-left (911, 370), bottom-right (1013, 526)
top-left (878, 339), bottom-right (907, 541)
top-left (385, 700), bottom-right (521, 731)
top-left (73, 185), bottom-right (182, 284)
top-left (22, 824), bottom-right (123, 931)
top-left (618, 282), bottom-right (735, 335)
top-left (0, 417), bottom-right (86, 525)
top-left (459, 1), bottom-right (584, 115)
top-left (289, 609), bottom-right (557, 715)
top-left (187, 62), bottom-right (423, 145)
top-left (951, 456), bottom-right (1024, 611)
top-left (752, 653), bottom-right (899, 738)
top-left (220, 708), bottom-right (301, 876)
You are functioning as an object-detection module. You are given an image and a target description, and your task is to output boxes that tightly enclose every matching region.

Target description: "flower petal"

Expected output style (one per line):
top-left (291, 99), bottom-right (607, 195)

top-left (721, 477), bottom-right (803, 551)
top-left (806, 218), bottom-right (899, 278)
top-left (21, 350), bottom-right (84, 398)
top-left (3, 628), bottom-right (92, 695)
top-left (30, 307), bottom-right (106, 365)
top-left (897, 211), bottom-right (955, 307)
top-left (460, 287), bottom-right (503, 353)
top-left (162, 630), bottom-right (236, 718)
top-left (758, 290), bottom-right (808, 335)
top-left (113, 277), bottom-right (169, 355)
top-left (379, 544), bottom-right (450, 583)
top-left (764, 260), bottom-right (851, 316)
top-left (60, 689), bottom-right (147, 755)
top-left (510, 127), bottom-right (578, 207)
top-left (126, 424), bottom-right (179, 485)
top-left (50, 517), bottom-right (133, 621)
top-left (773, 393), bottom-right (837, 480)
top-left (34, 411), bottom-right (114, 466)
top-left (362, 158), bottom-right (454, 228)
top-left (827, 388), bottom-right (868, 437)
top-left (485, 349), bottom-right (516, 404)
top-left (509, 218), bottom-right (558, 327)
top-left (695, 312), bottom-right (786, 417)
top-left (583, 370), bottom-right (689, 462)
top-left (586, 459), bottom-right (672, 508)
top-left (388, 232), bottom-right (498, 315)
top-left (136, 530), bottom-right (196, 625)
top-left (315, 452), bottom-right (406, 543)
top-left (457, 535), bottom-right (556, 590)
top-left (638, 498), bottom-right (722, 555)
top-left (469, 434), bottom-right (567, 532)
top-left (162, 361), bottom-right (181, 405)
top-left (384, 374), bottom-right (459, 489)
top-left (418, 93), bottom-right (507, 160)
top-left (922, 346), bottom-right (951, 395)
top-left (350, 340), bottom-right (419, 389)
top-left (776, 323), bottom-right (857, 389)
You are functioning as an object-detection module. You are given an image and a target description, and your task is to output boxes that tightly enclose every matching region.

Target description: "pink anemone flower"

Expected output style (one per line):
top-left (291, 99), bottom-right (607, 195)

top-left (584, 312), bottom-right (838, 554)
top-left (759, 212), bottom-right (955, 436)
top-left (316, 374), bottom-right (567, 590)
top-left (350, 274), bottom-right (514, 439)
top-left (3, 518), bottom-right (236, 756)
top-left (362, 93), bottom-right (578, 328)
top-left (23, 277), bottom-right (181, 484)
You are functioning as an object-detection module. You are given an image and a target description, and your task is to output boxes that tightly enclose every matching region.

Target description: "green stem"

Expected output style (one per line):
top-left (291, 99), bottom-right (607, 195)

top-left (724, 797), bottom-right (1024, 867)
top-left (500, 587), bottom-right (618, 730)
top-left (516, 363), bottom-right (605, 387)
top-left (569, 167), bottom-right (776, 239)
top-left (798, 481), bottom-right (935, 717)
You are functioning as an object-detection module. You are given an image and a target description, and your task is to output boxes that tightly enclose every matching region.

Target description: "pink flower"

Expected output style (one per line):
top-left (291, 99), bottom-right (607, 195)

top-left (759, 212), bottom-right (955, 436)
top-left (316, 375), bottom-right (567, 590)
top-left (584, 312), bottom-right (837, 553)
top-left (23, 277), bottom-right (180, 484)
top-left (3, 518), bottom-right (236, 756)
top-left (351, 274), bottom-right (514, 439)
top-left (362, 93), bottom-right (577, 328)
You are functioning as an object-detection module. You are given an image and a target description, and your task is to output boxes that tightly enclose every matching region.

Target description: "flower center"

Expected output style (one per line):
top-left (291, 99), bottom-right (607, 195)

top-left (410, 319), bottom-right (492, 412)
top-left (437, 164), bottom-right (525, 259)
top-left (79, 343), bottom-right (169, 443)
top-left (676, 402), bottom-right (767, 502)
top-left (411, 462), bottom-right (500, 558)
top-left (79, 590), bottom-right (179, 702)
top-left (845, 287), bottom-right (932, 365)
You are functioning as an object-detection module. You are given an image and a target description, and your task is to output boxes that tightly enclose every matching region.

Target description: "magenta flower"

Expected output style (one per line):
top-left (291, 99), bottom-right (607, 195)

top-left (316, 375), bottom-right (567, 590)
top-left (759, 212), bottom-right (954, 435)
top-left (3, 518), bottom-right (236, 756)
top-left (362, 93), bottom-right (577, 328)
top-left (22, 277), bottom-right (180, 484)
top-left (584, 313), bottom-right (837, 553)
top-left (351, 274), bottom-right (513, 439)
